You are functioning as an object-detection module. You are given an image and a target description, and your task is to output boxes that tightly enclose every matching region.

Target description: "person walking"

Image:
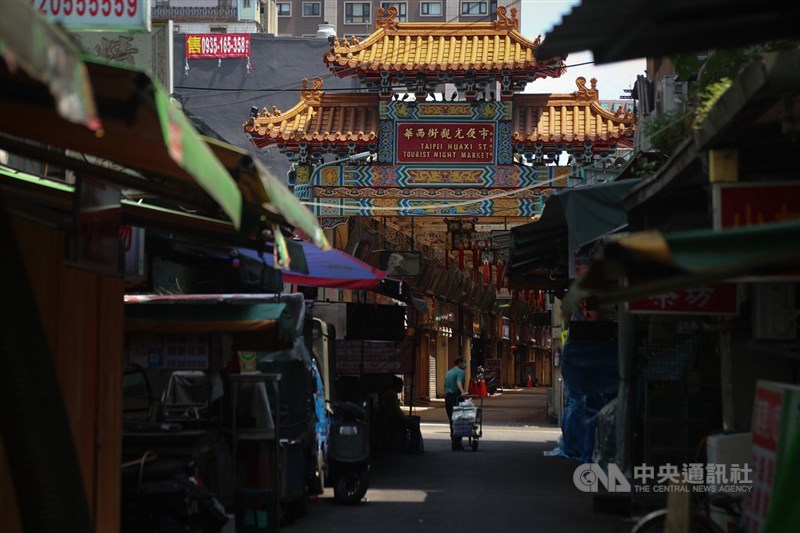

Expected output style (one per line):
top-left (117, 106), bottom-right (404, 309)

top-left (444, 357), bottom-right (468, 451)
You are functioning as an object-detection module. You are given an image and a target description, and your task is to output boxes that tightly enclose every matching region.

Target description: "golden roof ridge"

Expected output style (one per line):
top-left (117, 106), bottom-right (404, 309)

top-left (324, 6), bottom-right (557, 74)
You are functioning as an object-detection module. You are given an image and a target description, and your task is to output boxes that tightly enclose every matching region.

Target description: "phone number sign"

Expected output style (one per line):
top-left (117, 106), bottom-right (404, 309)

top-left (33, 0), bottom-right (151, 31)
top-left (186, 34), bottom-right (251, 59)
top-left (396, 123), bottom-right (495, 164)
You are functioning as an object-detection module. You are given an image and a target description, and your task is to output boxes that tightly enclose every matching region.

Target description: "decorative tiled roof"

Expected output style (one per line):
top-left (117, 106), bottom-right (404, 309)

top-left (245, 77), bottom-right (635, 153)
top-left (324, 6), bottom-right (565, 81)
top-left (244, 77), bottom-right (379, 150)
top-left (512, 77), bottom-right (636, 147)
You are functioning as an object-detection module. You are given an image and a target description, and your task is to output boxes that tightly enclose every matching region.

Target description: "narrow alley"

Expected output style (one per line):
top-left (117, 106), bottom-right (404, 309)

top-left (284, 388), bottom-right (632, 533)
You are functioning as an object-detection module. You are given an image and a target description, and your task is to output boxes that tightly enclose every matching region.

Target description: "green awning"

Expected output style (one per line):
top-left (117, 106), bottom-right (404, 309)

top-left (507, 180), bottom-right (636, 290)
top-left (566, 219), bottom-right (800, 311)
top-left (202, 137), bottom-right (329, 250)
top-left (0, 164), bottom-right (72, 195)
top-left (0, 0), bottom-right (99, 130)
top-left (2, 52), bottom-right (243, 229)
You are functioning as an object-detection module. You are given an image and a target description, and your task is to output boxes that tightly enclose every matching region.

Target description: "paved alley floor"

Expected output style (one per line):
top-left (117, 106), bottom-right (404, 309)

top-left (282, 388), bottom-right (636, 533)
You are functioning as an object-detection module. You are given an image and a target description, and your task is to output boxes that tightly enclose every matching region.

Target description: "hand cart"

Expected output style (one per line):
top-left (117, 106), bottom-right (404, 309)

top-left (451, 395), bottom-right (483, 451)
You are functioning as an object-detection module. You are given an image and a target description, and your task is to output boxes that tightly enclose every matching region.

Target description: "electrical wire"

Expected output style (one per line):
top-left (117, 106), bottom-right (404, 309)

top-left (207, 10), bottom-right (539, 95)
top-left (299, 166), bottom-right (572, 214)
top-left (176, 7), bottom-right (577, 109)
top-left (174, 60), bottom-right (594, 96)
top-left (175, 7), bottom-right (638, 219)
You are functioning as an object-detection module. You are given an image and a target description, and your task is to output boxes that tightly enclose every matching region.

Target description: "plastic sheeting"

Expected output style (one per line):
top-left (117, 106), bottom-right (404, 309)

top-left (559, 338), bottom-right (619, 462)
top-left (592, 398), bottom-right (617, 469)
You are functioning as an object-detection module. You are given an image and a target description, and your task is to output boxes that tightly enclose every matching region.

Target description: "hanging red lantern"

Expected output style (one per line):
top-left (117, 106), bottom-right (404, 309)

top-left (482, 259), bottom-right (490, 283)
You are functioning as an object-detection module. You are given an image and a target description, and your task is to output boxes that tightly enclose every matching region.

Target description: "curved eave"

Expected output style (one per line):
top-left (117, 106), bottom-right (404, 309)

top-left (245, 93), bottom-right (379, 148)
top-left (512, 84), bottom-right (636, 146)
top-left (324, 24), bottom-right (566, 78)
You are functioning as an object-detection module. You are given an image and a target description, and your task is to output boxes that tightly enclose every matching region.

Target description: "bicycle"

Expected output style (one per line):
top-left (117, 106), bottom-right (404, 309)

top-left (631, 491), bottom-right (743, 533)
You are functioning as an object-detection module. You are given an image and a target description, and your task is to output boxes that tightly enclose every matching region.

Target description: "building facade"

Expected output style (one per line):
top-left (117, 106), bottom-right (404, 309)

top-left (152, 0), bottom-right (278, 34)
top-left (244, 7), bottom-right (635, 398)
top-left (276, 0), bottom-right (520, 37)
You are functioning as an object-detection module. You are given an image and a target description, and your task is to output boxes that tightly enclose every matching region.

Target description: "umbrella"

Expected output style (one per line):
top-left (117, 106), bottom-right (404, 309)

top-left (238, 240), bottom-right (387, 290)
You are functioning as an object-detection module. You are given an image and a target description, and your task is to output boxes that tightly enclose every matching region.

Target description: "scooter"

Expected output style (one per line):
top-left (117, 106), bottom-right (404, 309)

top-left (484, 371), bottom-right (498, 395)
top-left (477, 371), bottom-right (497, 394)
top-left (326, 401), bottom-right (370, 504)
top-left (121, 454), bottom-right (228, 533)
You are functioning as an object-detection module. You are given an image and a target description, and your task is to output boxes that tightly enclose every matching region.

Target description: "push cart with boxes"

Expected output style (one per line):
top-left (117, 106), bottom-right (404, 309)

top-left (451, 396), bottom-right (483, 451)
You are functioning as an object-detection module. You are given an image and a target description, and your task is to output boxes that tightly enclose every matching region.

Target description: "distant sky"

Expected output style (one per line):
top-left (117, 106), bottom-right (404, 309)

top-left (520, 0), bottom-right (646, 99)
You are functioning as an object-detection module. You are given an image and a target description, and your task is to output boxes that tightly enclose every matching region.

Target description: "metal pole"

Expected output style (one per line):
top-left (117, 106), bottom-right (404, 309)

top-left (615, 294), bottom-right (637, 476)
top-left (409, 337), bottom-right (417, 417)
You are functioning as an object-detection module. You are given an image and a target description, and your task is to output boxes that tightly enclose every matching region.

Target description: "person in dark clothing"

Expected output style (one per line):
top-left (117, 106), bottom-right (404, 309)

top-left (444, 357), bottom-right (468, 450)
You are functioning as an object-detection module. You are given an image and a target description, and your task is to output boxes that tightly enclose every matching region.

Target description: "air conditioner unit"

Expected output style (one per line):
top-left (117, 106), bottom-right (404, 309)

top-left (655, 75), bottom-right (686, 114)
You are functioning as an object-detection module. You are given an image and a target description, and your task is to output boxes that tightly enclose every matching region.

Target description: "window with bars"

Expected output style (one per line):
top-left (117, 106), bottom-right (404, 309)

top-left (381, 2), bottom-right (407, 21)
top-left (461, 1), bottom-right (487, 15)
top-left (345, 2), bottom-right (370, 24)
top-left (421, 2), bottom-right (441, 16)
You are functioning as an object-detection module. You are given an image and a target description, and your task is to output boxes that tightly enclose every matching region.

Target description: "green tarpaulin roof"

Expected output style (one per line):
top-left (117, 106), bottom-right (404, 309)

top-left (565, 219), bottom-right (800, 311)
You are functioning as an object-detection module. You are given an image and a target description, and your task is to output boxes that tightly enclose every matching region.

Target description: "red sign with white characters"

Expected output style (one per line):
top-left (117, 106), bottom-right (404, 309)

top-left (396, 122), bottom-right (495, 164)
top-left (185, 34), bottom-right (251, 59)
top-left (627, 283), bottom-right (738, 314)
top-left (744, 385), bottom-right (782, 532)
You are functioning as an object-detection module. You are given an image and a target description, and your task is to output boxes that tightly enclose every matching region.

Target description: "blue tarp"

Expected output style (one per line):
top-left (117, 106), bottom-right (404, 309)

top-left (560, 338), bottom-right (619, 462)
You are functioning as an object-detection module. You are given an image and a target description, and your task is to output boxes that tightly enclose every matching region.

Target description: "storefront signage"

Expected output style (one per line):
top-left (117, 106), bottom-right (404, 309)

top-left (714, 182), bottom-right (800, 229)
top-left (627, 283), bottom-right (738, 315)
top-left (714, 182), bottom-right (800, 280)
top-left (185, 34), bottom-right (251, 59)
top-left (396, 122), bottom-right (495, 164)
top-left (35, 0), bottom-right (151, 31)
top-left (126, 333), bottom-right (210, 370)
top-left (336, 339), bottom-right (414, 374)
top-left (744, 381), bottom-right (800, 532)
